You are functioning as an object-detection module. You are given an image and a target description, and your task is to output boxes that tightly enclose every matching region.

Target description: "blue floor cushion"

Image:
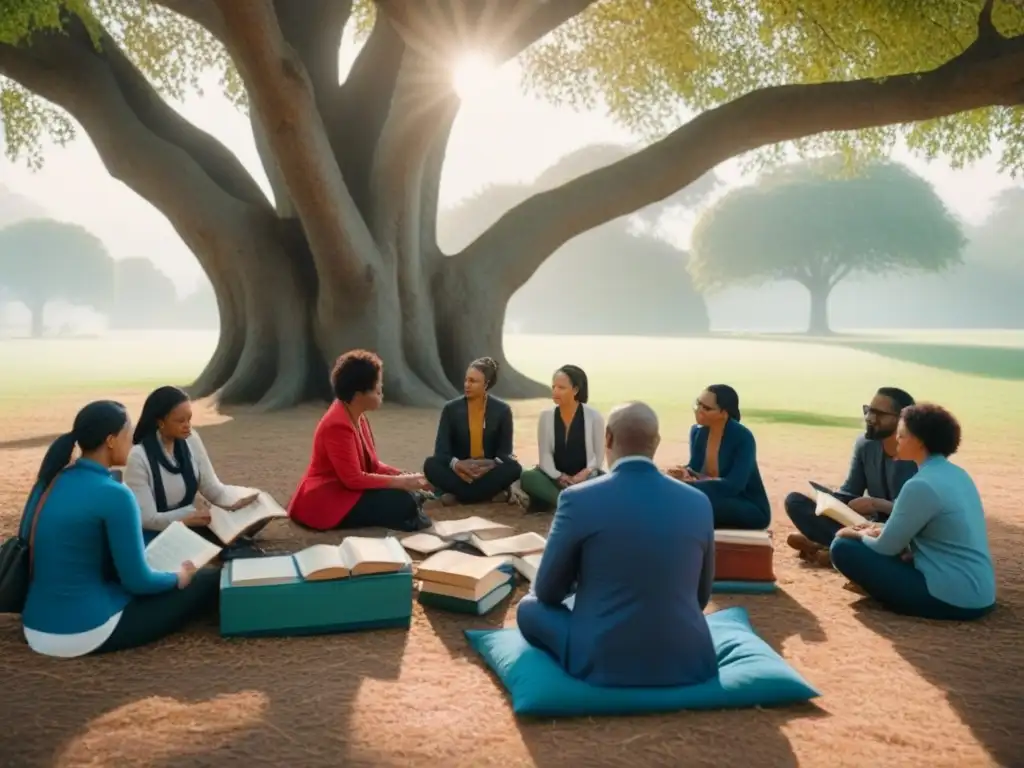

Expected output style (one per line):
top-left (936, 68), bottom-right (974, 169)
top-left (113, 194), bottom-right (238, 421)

top-left (713, 580), bottom-right (778, 594)
top-left (464, 606), bottom-right (819, 717)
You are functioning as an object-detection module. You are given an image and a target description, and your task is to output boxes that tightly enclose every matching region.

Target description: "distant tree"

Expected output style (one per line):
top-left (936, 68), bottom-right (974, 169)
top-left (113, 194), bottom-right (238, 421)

top-left (0, 218), bottom-right (114, 336)
top-left (0, 183), bottom-right (46, 228)
top-left (441, 145), bottom-right (712, 337)
top-left (690, 160), bottom-right (965, 334)
top-left (111, 257), bottom-right (179, 329)
top-left (176, 283), bottom-right (220, 330)
top-left (968, 187), bottom-right (1024, 276)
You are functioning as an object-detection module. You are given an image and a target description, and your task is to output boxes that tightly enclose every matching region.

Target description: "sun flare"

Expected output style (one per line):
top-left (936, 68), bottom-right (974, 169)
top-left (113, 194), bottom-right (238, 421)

top-left (451, 52), bottom-right (498, 100)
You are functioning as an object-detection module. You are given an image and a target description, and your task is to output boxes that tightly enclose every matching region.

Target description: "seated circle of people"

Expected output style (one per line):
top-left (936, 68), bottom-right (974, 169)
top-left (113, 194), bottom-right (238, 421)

top-left (829, 403), bottom-right (996, 621)
top-left (785, 387), bottom-right (918, 565)
top-left (516, 401), bottom-right (718, 688)
top-left (422, 357), bottom-right (523, 505)
top-left (667, 385), bottom-right (771, 530)
top-left (123, 385), bottom-right (264, 557)
top-left (20, 400), bottom-right (219, 658)
top-left (288, 350), bottom-right (433, 531)
top-left (517, 364), bottom-right (606, 512)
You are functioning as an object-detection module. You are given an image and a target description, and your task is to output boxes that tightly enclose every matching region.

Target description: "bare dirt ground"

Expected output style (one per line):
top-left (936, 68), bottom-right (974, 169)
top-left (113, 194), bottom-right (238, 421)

top-left (1, 393), bottom-right (1021, 768)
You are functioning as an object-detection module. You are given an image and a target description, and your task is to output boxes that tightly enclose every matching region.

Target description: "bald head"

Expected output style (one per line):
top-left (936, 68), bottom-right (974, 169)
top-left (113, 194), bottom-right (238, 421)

top-left (605, 401), bottom-right (661, 463)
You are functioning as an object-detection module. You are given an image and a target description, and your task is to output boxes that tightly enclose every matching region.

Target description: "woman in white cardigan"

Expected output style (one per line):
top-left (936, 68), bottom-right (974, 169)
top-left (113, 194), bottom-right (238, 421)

top-left (518, 365), bottom-right (605, 511)
top-left (123, 386), bottom-right (262, 556)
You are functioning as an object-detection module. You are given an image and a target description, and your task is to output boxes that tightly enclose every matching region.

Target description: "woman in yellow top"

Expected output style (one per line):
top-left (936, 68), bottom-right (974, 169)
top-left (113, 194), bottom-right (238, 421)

top-left (422, 357), bottom-right (523, 505)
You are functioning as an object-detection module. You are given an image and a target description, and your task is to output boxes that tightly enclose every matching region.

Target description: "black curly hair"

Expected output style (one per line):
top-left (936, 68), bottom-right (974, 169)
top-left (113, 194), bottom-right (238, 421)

top-left (901, 403), bottom-right (962, 457)
top-left (331, 349), bottom-right (382, 402)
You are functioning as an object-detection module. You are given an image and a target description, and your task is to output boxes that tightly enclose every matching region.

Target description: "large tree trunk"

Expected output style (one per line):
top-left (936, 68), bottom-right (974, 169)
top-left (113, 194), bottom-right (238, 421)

top-left (2, 1), bottom-right (1022, 408)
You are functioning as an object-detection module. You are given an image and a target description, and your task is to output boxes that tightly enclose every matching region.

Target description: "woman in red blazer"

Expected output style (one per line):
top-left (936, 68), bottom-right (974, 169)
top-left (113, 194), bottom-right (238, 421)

top-left (288, 350), bottom-right (433, 531)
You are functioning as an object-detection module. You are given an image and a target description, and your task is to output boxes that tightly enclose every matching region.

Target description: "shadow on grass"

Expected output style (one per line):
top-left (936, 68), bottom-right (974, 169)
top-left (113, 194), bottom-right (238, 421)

top-left (744, 409), bottom-right (862, 430)
top-left (840, 341), bottom-right (1024, 381)
top-left (728, 332), bottom-right (1024, 381)
top-left (851, 516), bottom-right (1024, 767)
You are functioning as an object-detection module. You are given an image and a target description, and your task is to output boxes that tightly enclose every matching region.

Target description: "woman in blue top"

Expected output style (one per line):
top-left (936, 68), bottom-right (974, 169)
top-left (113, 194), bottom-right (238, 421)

top-left (21, 400), bottom-right (220, 658)
top-left (830, 403), bottom-right (996, 621)
top-left (668, 384), bottom-right (771, 529)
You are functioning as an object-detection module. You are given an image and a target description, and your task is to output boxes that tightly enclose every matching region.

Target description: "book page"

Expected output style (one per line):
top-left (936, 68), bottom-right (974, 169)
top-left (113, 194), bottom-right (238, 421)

top-left (471, 531), bottom-right (547, 557)
top-left (340, 535), bottom-right (411, 575)
top-left (144, 521), bottom-right (222, 572)
top-left (513, 553), bottom-right (543, 582)
top-left (430, 516), bottom-right (513, 541)
top-left (230, 555), bottom-right (297, 586)
top-left (417, 550), bottom-right (511, 583)
top-left (715, 529), bottom-right (773, 546)
top-left (400, 532), bottom-right (452, 555)
top-left (293, 544), bottom-right (347, 579)
top-left (815, 491), bottom-right (870, 527)
top-left (207, 491), bottom-right (288, 545)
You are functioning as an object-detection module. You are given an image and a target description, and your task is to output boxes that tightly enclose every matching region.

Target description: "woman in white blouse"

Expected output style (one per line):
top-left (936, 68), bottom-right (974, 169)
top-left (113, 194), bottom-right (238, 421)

top-left (517, 365), bottom-right (605, 512)
top-left (123, 386), bottom-right (262, 557)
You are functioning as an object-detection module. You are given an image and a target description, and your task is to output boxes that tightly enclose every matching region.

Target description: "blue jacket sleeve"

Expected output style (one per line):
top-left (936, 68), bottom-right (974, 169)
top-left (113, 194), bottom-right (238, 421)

top-left (684, 424), bottom-right (701, 473)
top-left (533, 489), bottom-right (582, 605)
top-left (101, 484), bottom-right (178, 595)
top-left (691, 426), bottom-right (756, 496)
top-left (862, 479), bottom-right (940, 556)
top-left (837, 438), bottom-right (868, 499)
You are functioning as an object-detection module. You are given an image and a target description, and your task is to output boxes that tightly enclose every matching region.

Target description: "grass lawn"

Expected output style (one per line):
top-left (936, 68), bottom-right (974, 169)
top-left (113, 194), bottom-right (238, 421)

top-left (0, 330), bottom-right (1020, 767)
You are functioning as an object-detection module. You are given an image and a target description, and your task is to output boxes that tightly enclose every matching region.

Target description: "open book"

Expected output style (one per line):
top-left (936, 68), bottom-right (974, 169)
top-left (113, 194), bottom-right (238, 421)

top-left (428, 516), bottom-right (513, 542)
top-left (469, 531), bottom-right (546, 558)
top-left (715, 529), bottom-right (773, 547)
top-left (814, 490), bottom-right (870, 528)
top-left (400, 532), bottom-right (453, 556)
top-left (145, 521), bottom-right (222, 572)
top-left (228, 536), bottom-right (411, 587)
top-left (416, 549), bottom-right (512, 597)
top-left (207, 489), bottom-right (288, 545)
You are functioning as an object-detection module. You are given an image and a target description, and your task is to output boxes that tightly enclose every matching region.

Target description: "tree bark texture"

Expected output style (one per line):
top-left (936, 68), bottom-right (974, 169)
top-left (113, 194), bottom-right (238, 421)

top-left (1, 1), bottom-right (1022, 407)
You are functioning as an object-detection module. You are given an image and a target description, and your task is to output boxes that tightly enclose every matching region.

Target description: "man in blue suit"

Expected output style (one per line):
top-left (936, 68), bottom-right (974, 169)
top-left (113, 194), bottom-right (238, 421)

top-left (516, 401), bottom-right (718, 688)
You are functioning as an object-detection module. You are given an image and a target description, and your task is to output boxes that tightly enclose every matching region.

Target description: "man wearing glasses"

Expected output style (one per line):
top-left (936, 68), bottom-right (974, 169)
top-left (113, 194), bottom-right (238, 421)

top-left (785, 387), bottom-right (918, 565)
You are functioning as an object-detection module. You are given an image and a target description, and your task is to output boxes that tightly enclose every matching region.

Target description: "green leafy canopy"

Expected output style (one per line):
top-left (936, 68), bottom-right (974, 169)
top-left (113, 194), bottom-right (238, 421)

top-left (2, 0), bottom-right (1024, 173)
top-left (689, 158), bottom-right (966, 293)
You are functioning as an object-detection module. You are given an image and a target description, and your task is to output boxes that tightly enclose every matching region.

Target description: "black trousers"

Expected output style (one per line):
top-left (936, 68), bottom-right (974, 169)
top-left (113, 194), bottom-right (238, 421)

top-left (422, 456), bottom-right (523, 504)
top-left (339, 488), bottom-right (429, 531)
top-left (93, 567), bottom-right (220, 654)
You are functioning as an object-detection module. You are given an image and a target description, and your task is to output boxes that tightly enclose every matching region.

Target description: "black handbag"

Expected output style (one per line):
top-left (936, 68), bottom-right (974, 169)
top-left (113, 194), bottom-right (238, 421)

top-left (0, 478), bottom-right (56, 614)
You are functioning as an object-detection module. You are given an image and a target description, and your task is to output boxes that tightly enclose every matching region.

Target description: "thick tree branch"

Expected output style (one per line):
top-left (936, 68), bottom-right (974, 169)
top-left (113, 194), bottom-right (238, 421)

top-left (456, 21), bottom-right (1024, 292)
top-left (491, 0), bottom-right (598, 61)
top-left (213, 0), bottom-right (380, 289)
top-left (334, 9), bottom-right (406, 218)
top-left (274, 0), bottom-right (353, 111)
top-left (153, 0), bottom-right (226, 39)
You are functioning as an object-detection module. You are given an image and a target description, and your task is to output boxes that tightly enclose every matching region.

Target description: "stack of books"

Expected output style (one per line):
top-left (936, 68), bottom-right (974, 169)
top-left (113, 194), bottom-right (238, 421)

top-left (218, 536), bottom-right (415, 637)
top-left (415, 550), bottom-right (517, 615)
top-left (713, 529), bottom-right (777, 594)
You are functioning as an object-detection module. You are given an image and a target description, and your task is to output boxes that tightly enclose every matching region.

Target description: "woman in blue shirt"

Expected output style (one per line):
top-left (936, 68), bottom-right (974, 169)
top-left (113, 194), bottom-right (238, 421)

top-left (21, 400), bottom-right (220, 657)
top-left (668, 384), bottom-right (771, 529)
top-left (830, 403), bottom-right (996, 621)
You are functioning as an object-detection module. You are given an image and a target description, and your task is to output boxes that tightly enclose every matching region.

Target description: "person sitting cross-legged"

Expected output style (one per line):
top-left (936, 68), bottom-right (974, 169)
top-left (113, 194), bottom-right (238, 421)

top-left (784, 387), bottom-right (918, 565)
top-left (289, 350), bottom-right (433, 531)
top-left (518, 364), bottom-right (605, 512)
top-left (422, 357), bottom-right (523, 505)
top-left (516, 401), bottom-right (717, 687)
top-left (21, 400), bottom-right (218, 658)
top-left (830, 403), bottom-right (996, 621)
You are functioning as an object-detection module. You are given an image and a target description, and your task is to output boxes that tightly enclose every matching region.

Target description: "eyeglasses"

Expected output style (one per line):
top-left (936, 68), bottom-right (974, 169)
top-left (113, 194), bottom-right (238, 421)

top-left (862, 404), bottom-right (899, 418)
